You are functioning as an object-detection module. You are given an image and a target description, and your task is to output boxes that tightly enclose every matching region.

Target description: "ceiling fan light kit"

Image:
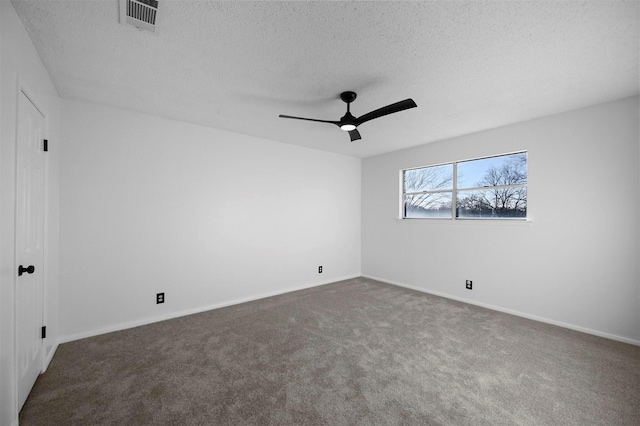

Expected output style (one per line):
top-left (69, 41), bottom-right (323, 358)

top-left (279, 91), bottom-right (417, 142)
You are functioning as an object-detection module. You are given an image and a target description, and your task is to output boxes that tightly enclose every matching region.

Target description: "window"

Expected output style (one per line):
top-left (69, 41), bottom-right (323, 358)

top-left (402, 152), bottom-right (527, 220)
top-left (403, 163), bottom-right (453, 218)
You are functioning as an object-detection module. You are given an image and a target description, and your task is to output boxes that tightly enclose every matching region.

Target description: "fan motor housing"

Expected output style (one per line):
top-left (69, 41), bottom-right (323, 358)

top-left (340, 91), bottom-right (357, 103)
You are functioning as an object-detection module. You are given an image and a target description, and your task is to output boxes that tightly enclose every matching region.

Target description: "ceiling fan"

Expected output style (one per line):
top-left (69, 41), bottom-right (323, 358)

top-left (279, 91), bottom-right (417, 142)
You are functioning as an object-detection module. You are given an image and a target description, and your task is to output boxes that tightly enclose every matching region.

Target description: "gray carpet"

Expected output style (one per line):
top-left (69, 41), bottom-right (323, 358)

top-left (20, 277), bottom-right (640, 425)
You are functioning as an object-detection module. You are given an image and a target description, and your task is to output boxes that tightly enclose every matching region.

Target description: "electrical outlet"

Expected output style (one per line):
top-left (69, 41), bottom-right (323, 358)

top-left (318, 266), bottom-right (323, 273)
top-left (156, 293), bottom-right (165, 304)
top-left (465, 280), bottom-right (472, 290)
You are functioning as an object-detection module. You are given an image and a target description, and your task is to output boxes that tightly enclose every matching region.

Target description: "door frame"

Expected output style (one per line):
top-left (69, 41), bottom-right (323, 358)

top-left (13, 77), bottom-right (48, 412)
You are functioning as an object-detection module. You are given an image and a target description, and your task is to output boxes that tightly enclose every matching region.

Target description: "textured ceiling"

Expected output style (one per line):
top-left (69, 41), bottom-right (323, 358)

top-left (11, 0), bottom-right (640, 158)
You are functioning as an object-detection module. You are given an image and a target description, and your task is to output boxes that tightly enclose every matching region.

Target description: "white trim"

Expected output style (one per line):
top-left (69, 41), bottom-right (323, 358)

top-left (42, 341), bottom-right (58, 373)
top-left (457, 182), bottom-right (527, 192)
top-left (362, 274), bottom-right (640, 347)
top-left (10, 74), bottom-right (21, 421)
top-left (59, 274), bottom-right (360, 343)
top-left (404, 187), bottom-right (453, 195)
top-left (395, 218), bottom-right (533, 227)
top-left (452, 161), bottom-right (457, 218)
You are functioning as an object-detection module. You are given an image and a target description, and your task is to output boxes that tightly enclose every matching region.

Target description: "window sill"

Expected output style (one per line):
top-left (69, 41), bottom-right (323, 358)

top-left (394, 218), bottom-right (533, 227)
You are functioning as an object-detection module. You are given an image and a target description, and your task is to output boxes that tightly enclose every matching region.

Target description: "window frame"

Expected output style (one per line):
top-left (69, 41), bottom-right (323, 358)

top-left (401, 151), bottom-right (528, 221)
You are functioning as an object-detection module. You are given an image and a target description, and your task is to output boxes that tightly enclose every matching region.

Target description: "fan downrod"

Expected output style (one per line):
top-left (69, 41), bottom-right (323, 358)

top-left (340, 91), bottom-right (357, 104)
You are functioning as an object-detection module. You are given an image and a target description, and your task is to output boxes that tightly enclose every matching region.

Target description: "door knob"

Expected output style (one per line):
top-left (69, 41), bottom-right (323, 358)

top-left (18, 265), bottom-right (35, 276)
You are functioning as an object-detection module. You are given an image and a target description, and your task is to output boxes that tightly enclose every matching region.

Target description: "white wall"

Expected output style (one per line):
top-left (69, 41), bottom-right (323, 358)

top-left (0, 2), bottom-right (61, 425)
top-left (362, 96), bottom-right (640, 344)
top-left (59, 99), bottom-right (361, 341)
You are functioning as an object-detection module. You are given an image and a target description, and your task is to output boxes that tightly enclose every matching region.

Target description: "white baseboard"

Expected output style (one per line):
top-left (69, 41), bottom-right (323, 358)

top-left (59, 274), bottom-right (361, 344)
top-left (42, 341), bottom-right (59, 373)
top-left (57, 273), bottom-right (638, 347)
top-left (362, 274), bottom-right (640, 347)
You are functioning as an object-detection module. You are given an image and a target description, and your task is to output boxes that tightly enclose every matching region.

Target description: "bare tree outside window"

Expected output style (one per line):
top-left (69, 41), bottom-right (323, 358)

top-left (457, 153), bottom-right (527, 218)
top-left (403, 164), bottom-right (453, 218)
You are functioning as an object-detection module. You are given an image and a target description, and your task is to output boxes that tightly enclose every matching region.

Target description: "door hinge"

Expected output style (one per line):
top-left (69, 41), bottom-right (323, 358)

top-left (41, 326), bottom-right (46, 339)
top-left (43, 139), bottom-right (48, 152)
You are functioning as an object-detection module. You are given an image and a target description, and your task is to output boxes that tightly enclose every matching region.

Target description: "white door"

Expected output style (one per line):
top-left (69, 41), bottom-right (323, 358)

top-left (16, 90), bottom-right (46, 410)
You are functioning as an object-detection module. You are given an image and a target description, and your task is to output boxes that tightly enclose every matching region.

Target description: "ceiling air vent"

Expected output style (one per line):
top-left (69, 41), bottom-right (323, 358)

top-left (119, 0), bottom-right (159, 33)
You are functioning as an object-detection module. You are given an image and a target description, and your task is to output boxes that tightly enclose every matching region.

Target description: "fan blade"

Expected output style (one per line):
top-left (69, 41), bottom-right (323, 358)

top-left (279, 114), bottom-right (339, 125)
top-left (348, 129), bottom-right (361, 142)
top-left (355, 99), bottom-right (417, 126)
